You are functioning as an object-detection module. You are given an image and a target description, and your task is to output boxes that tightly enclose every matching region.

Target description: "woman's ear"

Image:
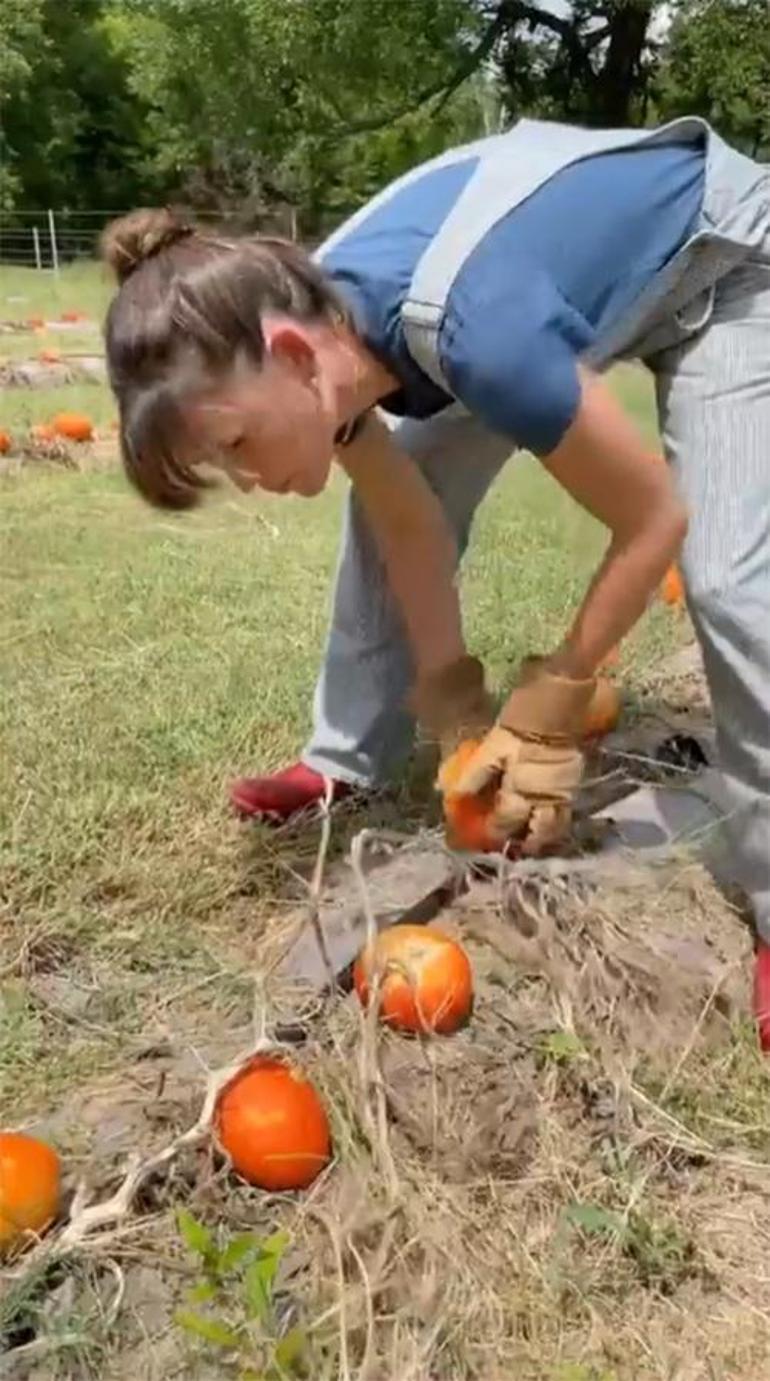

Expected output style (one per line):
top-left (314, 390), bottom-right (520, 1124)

top-left (263, 321), bottom-right (317, 379)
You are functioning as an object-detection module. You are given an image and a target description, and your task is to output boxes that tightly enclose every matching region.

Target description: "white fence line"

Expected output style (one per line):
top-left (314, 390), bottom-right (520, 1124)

top-left (0, 207), bottom-right (295, 269)
top-left (1, 211), bottom-right (107, 269)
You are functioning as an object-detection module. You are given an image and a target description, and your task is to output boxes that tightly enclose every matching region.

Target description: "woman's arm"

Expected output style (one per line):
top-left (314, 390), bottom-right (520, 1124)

top-left (337, 411), bottom-right (467, 676)
top-left (541, 365), bottom-right (688, 678)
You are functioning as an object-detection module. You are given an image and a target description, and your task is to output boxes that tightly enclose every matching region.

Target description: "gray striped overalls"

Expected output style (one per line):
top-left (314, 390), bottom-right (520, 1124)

top-left (308, 118), bottom-right (770, 941)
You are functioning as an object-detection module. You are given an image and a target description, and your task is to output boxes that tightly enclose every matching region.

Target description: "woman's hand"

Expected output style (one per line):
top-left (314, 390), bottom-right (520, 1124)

top-left (444, 659), bottom-right (594, 854)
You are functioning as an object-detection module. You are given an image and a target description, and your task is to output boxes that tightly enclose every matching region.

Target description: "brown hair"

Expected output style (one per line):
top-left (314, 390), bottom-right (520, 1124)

top-left (101, 207), bottom-right (349, 509)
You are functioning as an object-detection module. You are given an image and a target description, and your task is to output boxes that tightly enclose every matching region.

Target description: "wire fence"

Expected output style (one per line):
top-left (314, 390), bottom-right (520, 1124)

top-left (0, 207), bottom-right (300, 272)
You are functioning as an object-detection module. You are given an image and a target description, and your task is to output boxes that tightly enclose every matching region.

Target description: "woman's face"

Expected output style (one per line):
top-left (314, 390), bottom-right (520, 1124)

top-left (190, 330), bottom-right (339, 499)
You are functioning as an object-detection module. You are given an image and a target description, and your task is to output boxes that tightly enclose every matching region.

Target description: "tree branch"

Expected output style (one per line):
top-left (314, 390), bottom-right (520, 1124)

top-left (499, 0), bottom-right (595, 74)
top-left (310, 2), bottom-right (613, 148)
top-left (321, 7), bottom-right (507, 141)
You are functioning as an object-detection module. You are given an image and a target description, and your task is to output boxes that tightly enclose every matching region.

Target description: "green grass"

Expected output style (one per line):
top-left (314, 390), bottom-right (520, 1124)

top-left (0, 260), bottom-right (113, 322)
top-left (0, 381), bottom-right (115, 432)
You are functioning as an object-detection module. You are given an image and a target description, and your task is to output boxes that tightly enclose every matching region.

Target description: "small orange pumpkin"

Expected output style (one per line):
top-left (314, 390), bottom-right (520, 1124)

top-left (26, 315), bottom-right (45, 330)
top-left (0, 429), bottom-right (11, 455)
top-left (60, 309), bottom-right (84, 323)
top-left (582, 676), bottom-right (622, 740)
top-left (38, 348), bottom-right (61, 364)
top-left (0, 1132), bottom-right (61, 1254)
top-left (660, 564), bottom-right (685, 606)
top-left (440, 738), bottom-right (499, 852)
top-left (52, 412), bottom-right (93, 443)
top-left (215, 1057), bottom-right (331, 1192)
top-left (30, 423), bottom-right (56, 442)
top-left (354, 923), bottom-right (473, 1035)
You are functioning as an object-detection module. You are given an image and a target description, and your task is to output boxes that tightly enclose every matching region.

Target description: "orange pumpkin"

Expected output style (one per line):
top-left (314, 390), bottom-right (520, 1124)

top-left (60, 309), bottom-right (84, 323)
top-left (215, 1057), bottom-right (331, 1192)
top-left (440, 672), bottom-right (622, 850)
top-left (0, 430), bottom-right (11, 455)
top-left (52, 412), bottom-right (93, 443)
top-left (38, 348), bottom-right (61, 364)
top-left (660, 564), bottom-right (685, 606)
top-left (0, 1133), bottom-right (61, 1253)
top-left (582, 676), bottom-right (622, 740)
top-left (30, 423), bottom-right (56, 442)
top-left (26, 315), bottom-right (45, 330)
top-left (440, 738), bottom-right (499, 852)
top-left (354, 924), bottom-right (473, 1035)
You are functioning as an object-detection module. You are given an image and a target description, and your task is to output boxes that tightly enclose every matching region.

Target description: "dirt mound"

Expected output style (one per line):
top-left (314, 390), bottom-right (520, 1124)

top-left (0, 356), bottom-right (106, 388)
top-left (5, 851), bottom-right (765, 1381)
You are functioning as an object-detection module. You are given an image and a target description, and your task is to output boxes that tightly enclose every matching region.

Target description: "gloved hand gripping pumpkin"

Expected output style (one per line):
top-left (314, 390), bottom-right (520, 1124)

top-left (418, 656), bottom-right (595, 855)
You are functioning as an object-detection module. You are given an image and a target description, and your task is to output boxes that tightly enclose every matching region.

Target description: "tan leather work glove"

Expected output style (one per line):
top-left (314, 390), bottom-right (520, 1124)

top-left (410, 655), bottom-right (495, 758)
top-left (448, 661), bottom-right (596, 855)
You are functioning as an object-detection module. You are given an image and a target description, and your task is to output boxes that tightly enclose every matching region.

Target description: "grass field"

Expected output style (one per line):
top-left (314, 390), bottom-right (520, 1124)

top-left (1, 264), bottom-right (768, 1380)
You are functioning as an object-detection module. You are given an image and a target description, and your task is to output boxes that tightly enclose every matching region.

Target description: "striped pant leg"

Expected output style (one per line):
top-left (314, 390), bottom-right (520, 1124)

top-left (653, 257), bottom-right (770, 940)
top-left (304, 406), bottom-right (512, 785)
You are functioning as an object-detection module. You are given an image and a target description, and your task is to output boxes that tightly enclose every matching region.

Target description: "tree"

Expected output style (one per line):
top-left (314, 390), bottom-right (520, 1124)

top-left (0, 0), bottom-right (44, 209)
top-left (488, 1), bottom-right (660, 127)
top-left (2, 0), bottom-right (156, 214)
top-left (656, 0), bottom-right (770, 157)
top-left (106, 0), bottom-right (480, 229)
top-left (4, 0), bottom-right (766, 229)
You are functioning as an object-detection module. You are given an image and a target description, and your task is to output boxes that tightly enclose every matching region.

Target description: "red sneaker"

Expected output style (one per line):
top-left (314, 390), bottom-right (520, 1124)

top-left (229, 761), bottom-right (353, 821)
top-left (753, 941), bottom-right (770, 1054)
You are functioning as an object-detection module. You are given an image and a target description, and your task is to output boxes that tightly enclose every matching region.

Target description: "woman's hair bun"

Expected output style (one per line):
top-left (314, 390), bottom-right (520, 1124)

top-left (100, 207), bottom-right (194, 284)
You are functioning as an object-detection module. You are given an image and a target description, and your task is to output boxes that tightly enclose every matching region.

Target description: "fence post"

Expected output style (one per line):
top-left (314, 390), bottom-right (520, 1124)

top-left (32, 226), bottom-right (42, 271)
top-left (47, 209), bottom-right (60, 276)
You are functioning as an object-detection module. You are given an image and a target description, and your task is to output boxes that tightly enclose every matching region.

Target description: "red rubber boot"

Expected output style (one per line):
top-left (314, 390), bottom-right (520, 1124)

top-left (229, 762), bottom-right (352, 821)
top-left (754, 941), bottom-right (770, 1054)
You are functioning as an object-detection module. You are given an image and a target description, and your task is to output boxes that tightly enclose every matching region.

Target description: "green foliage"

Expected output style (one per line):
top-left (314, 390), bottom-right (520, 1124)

top-left (621, 1209), bottom-right (696, 1293)
top-left (106, 0), bottom-right (481, 229)
top-left (552, 1366), bottom-right (618, 1381)
top-left (564, 1201), bottom-right (623, 1238)
top-left (657, 0), bottom-right (770, 157)
top-left (537, 1029), bottom-right (588, 1067)
top-left (0, 0), bottom-right (44, 95)
top-left (563, 1200), bottom-right (698, 1294)
top-left (3, 0), bottom-right (767, 222)
top-left (174, 1209), bottom-right (306, 1377)
top-left (2, 0), bottom-right (156, 214)
top-left (0, 0), bottom-right (44, 210)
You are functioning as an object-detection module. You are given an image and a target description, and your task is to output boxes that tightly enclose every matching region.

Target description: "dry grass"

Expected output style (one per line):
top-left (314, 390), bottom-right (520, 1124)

top-left (5, 848), bottom-right (766, 1380)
